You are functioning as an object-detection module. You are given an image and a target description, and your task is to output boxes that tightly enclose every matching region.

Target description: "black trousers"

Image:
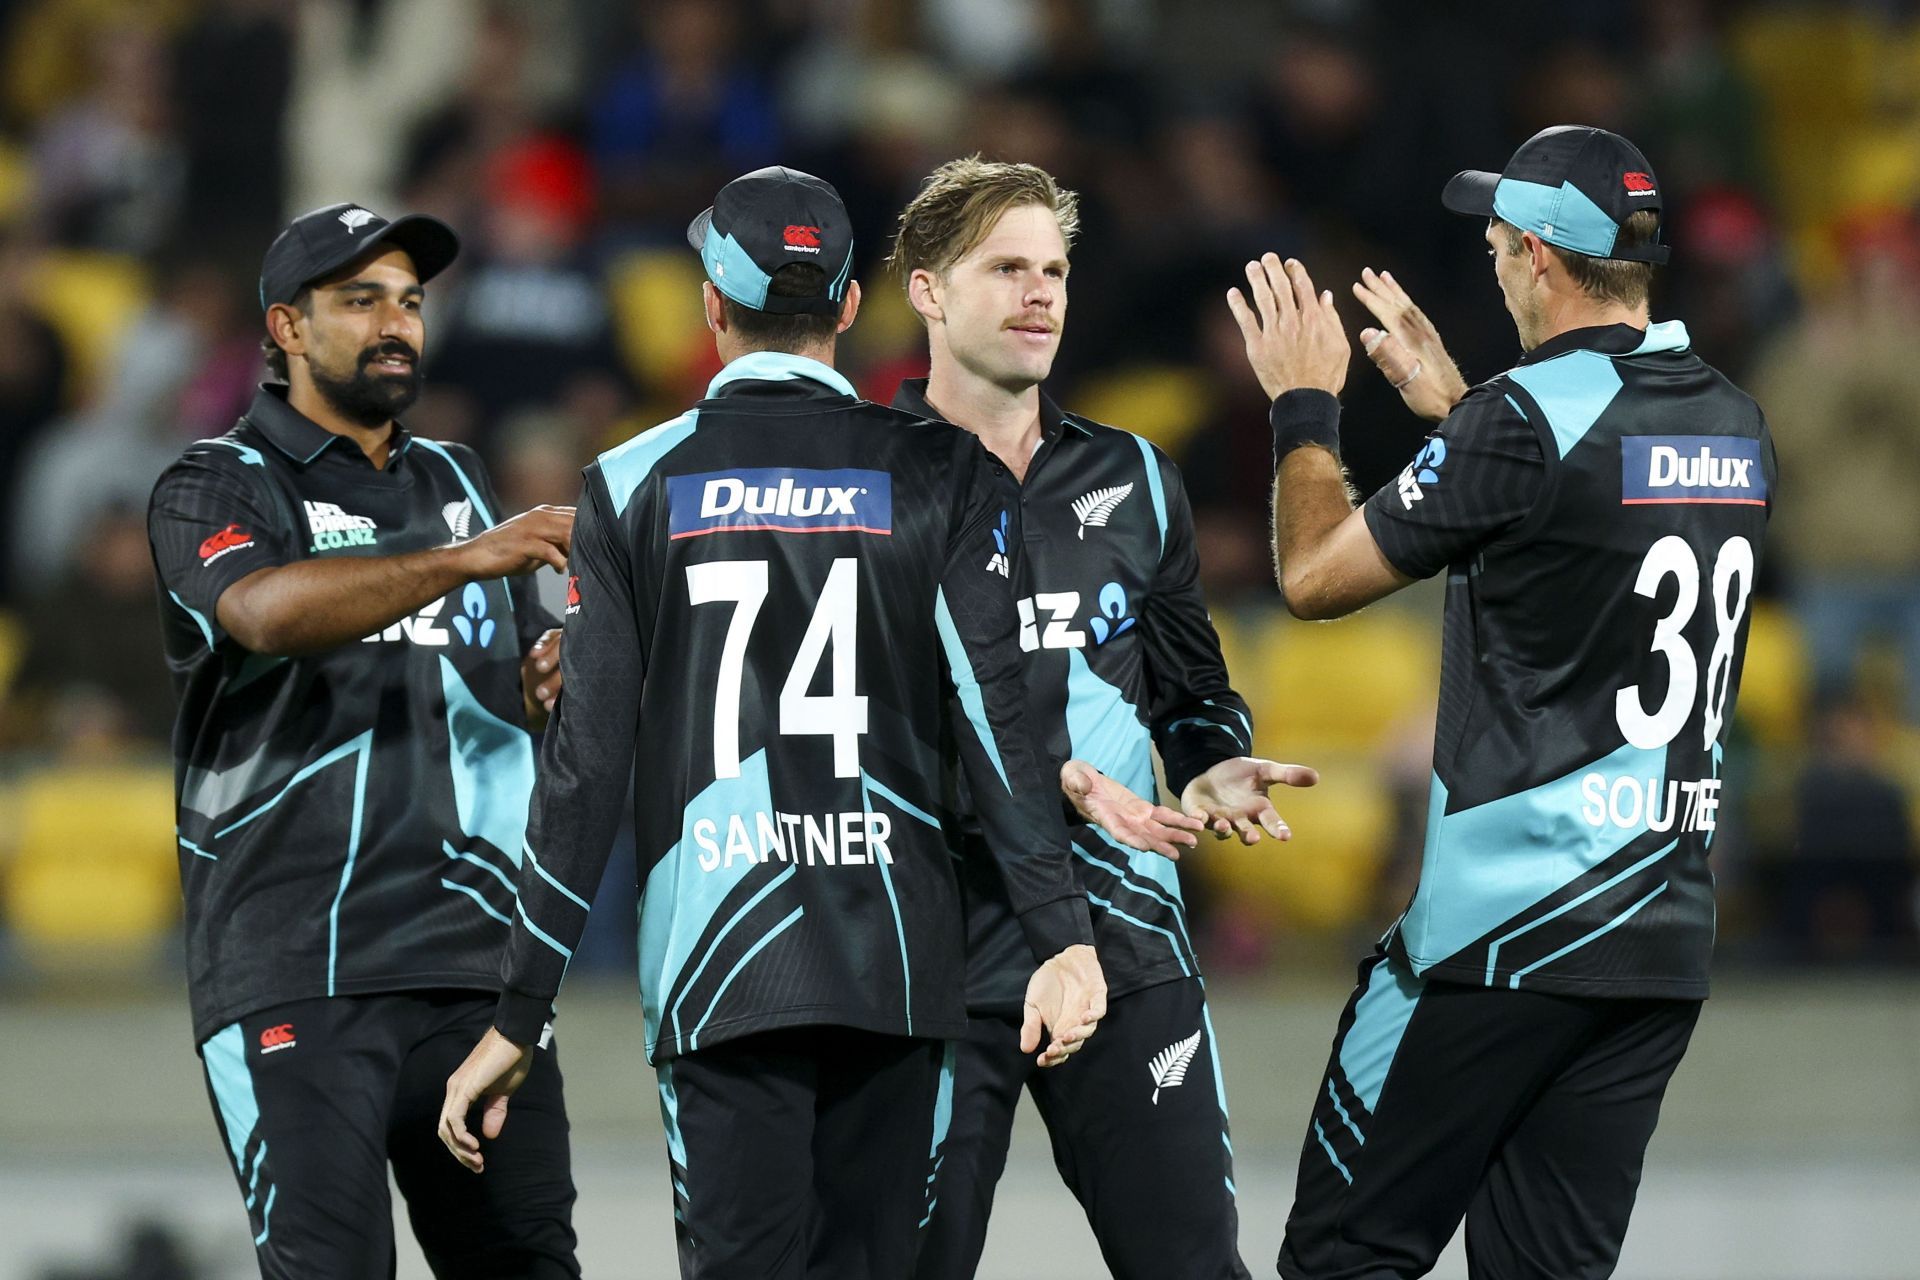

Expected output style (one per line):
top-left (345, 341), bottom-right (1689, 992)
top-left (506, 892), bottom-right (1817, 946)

top-left (1280, 952), bottom-right (1701, 1280)
top-left (914, 977), bottom-right (1249, 1280)
top-left (200, 989), bottom-right (578, 1279)
top-left (656, 1024), bottom-right (946, 1280)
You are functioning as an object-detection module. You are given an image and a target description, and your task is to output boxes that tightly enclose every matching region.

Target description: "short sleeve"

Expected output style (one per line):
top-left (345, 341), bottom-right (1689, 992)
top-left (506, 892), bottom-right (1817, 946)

top-left (148, 447), bottom-right (294, 642)
top-left (1362, 386), bottom-right (1546, 581)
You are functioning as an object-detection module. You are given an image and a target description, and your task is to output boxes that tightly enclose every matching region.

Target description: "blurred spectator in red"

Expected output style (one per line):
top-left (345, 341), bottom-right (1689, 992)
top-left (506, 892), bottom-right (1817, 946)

top-left (1753, 210), bottom-right (1920, 715)
top-left (1659, 187), bottom-right (1798, 382)
top-left (427, 133), bottom-right (627, 454)
top-left (0, 233), bottom-right (70, 602)
top-left (589, 0), bottom-right (780, 231)
top-left (170, 0), bottom-right (292, 259)
top-left (31, 20), bottom-right (184, 256)
top-left (1778, 690), bottom-right (1919, 963)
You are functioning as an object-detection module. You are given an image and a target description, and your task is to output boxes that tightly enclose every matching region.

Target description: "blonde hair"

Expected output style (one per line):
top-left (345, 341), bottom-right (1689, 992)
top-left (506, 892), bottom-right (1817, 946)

top-left (889, 155), bottom-right (1080, 291)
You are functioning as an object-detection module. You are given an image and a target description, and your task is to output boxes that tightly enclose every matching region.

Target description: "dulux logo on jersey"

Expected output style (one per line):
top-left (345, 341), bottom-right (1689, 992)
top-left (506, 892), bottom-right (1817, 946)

top-left (667, 468), bottom-right (892, 539)
top-left (1622, 436), bottom-right (1766, 506)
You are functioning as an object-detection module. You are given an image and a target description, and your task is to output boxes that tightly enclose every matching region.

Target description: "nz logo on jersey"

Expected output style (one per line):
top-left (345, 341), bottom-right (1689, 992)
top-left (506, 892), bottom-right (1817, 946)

top-left (1622, 436), bottom-right (1767, 506)
top-left (1395, 437), bottom-right (1447, 509)
top-left (365, 582), bottom-right (494, 647)
top-left (667, 468), bottom-right (892, 539)
top-left (986, 510), bottom-right (1011, 577)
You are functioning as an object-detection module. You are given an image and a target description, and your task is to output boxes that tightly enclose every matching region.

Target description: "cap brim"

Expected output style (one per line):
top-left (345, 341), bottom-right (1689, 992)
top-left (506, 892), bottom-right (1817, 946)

top-left (365, 215), bottom-right (461, 283)
top-left (1441, 170), bottom-right (1500, 218)
top-left (686, 206), bottom-right (715, 252)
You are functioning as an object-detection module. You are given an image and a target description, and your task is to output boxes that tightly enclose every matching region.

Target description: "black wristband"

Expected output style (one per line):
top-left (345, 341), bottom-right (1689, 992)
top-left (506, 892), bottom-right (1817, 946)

top-left (1270, 388), bottom-right (1343, 461)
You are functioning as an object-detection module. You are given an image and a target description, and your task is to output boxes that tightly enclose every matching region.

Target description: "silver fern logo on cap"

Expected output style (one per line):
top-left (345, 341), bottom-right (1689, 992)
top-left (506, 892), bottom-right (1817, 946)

top-left (1071, 482), bottom-right (1134, 539)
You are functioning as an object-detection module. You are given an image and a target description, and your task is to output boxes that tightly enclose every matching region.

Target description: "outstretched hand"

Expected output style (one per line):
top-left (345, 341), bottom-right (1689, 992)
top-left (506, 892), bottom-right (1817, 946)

top-left (1351, 267), bottom-right (1469, 422)
top-left (1181, 756), bottom-right (1320, 846)
top-left (1226, 254), bottom-right (1351, 401)
top-left (1061, 759), bottom-right (1204, 860)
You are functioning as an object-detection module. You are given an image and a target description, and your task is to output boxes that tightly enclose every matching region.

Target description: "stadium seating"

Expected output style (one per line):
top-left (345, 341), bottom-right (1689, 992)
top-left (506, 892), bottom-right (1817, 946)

top-left (1, 763), bottom-right (179, 968)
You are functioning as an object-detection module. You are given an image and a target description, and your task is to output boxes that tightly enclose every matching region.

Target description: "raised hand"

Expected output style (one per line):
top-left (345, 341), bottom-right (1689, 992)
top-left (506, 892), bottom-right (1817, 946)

top-left (1226, 254), bottom-right (1351, 400)
top-left (1061, 759), bottom-right (1204, 860)
top-left (1021, 943), bottom-right (1107, 1068)
top-left (1351, 267), bottom-right (1469, 422)
top-left (1181, 755), bottom-right (1320, 846)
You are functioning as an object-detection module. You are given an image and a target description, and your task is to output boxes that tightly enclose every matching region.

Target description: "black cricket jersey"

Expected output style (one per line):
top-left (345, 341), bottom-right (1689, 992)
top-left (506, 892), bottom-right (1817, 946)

top-left (1348, 321), bottom-right (1774, 998)
top-left (494, 352), bottom-right (1093, 1062)
top-left (893, 381), bottom-right (1253, 1013)
top-left (149, 385), bottom-right (555, 1045)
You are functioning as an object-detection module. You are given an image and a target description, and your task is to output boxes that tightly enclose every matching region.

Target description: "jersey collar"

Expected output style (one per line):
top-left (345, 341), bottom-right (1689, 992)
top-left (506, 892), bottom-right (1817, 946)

top-left (891, 378), bottom-right (1094, 441)
top-left (706, 350), bottom-right (858, 400)
top-left (1517, 320), bottom-right (1691, 366)
top-left (244, 383), bottom-right (414, 468)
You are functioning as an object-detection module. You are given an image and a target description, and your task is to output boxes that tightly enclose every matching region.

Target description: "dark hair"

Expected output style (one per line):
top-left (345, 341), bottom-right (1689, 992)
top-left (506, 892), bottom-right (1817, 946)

top-left (261, 287), bottom-right (311, 382)
top-left (1500, 210), bottom-right (1660, 307)
top-left (718, 263), bottom-right (841, 350)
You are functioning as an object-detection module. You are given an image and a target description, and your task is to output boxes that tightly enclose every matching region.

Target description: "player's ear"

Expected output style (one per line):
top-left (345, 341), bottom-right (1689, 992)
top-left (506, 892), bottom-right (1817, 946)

top-left (1523, 232), bottom-right (1553, 283)
top-left (907, 267), bottom-right (944, 325)
top-left (265, 302), bottom-right (307, 359)
top-left (702, 281), bottom-right (726, 335)
top-left (835, 280), bottom-right (861, 335)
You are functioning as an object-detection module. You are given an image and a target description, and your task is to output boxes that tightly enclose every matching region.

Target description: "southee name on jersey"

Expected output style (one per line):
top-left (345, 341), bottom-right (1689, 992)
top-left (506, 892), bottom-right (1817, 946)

top-left (1621, 436), bottom-right (1767, 506)
top-left (668, 467), bottom-right (893, 538)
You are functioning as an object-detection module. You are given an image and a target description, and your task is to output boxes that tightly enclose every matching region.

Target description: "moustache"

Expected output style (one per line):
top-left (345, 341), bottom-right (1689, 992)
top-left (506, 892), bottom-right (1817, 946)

top-left (360, 342), bottom-right (419, 370)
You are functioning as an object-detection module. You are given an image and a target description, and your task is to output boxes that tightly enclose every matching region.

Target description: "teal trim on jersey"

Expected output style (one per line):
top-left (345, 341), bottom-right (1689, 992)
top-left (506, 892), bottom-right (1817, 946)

top-left (245, 1141), bottom-right (268, 1208)
top-left (411, 439), bottom-right (496, 526)
top-left (1206, 697), bottom-right (1253, 750)
top-left (526, 841), bottom-right (593, 910)
top-left (1337, 956), bottom-right (1423, 1114)
top-left (1201, 997), bottom-right (1234, 1169)
top-left (1079, 828), bottom-right (1189, 931)
top-left (204, 1024), bottom-right (258, 1170)
top-left (515, 897), bottom-right (574, 961)
top-left (168, 591), bottom-right (215, 649)
top-left (1510, 881), bottom-right (1669, 988)
top-left (1492, 178), bottom-right (1619, 257)
top-left (206, 438), bottom-right (265, 466)
top-left (441, 840), bottom-right (515, 893)
top-left (706, 350), bottom-right (858, 400)
top-left (441, 877), bottom-right (511, 925)
top-left (253, 1186), bottom-right (277, 1245)
top-left (860, 771), bottom-right (940, 829)
top-left (1314, 1120), bottom-right (1354, 1185)
top-left (921, 1040), bottom-right (957, 1227)
top-left (211, 731), bottom-right (374, 995)
top-left (688, 905), bottom-right (805, 1050)
top-left (861, 772), bottom-right (919, 1034)
top-left (601, 410), bottom-right (698, 517)
top-left (1133, 435), bottom-right (1168, 557)
top-left (667, 863), bottom-right (796, 1047)
top-left (1399, 740), bottom-right (1668, 974)
top-left (934, 587), bottom-right (1010, 792)
top-left (1327, 1077), bottom-right (1364, 1146)
top-left (702, 229), bottom-right (773, 309)
top-left (178, 833), bottom-right (217, 861)
top-left (438, 657), bottom-right (534, 867)
top-left (656, 1063), bottom-right (689, 1169)
top-left (1485, 837), bottom-right (1678, 984)
top-left (1064, 648), bottom-right (1156, 803)
top-left (638, 748), bottom-right (777, 1049)
top-left (1632, 320), bottom-right (1691, 355)
top-left (1507, 349), bottom-right (1624, 460)
top-left (1502, 394), bottom-right (1530, 421)
top-left (1085, 891), bottom-right (1191, 976)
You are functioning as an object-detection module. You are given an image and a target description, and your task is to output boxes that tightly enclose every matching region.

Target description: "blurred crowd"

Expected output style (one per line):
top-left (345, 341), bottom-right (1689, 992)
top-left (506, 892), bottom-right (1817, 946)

top-left (0, 0), bottom-right (1916, 981)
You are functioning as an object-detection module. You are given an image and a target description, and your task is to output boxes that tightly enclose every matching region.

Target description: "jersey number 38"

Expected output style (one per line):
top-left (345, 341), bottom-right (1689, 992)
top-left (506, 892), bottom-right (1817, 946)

top-left (1616, 535), bottom-right (1754, 752)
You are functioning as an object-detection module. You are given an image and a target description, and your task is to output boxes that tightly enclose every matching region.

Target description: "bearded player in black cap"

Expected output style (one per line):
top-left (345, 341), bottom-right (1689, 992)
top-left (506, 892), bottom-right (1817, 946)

top-left (147, 203), bottom-right (580, 1277)
top-left (438, 166), bottom-right (1104, 1279)
top-left (1226, 127), bottom-right (1775, 1277)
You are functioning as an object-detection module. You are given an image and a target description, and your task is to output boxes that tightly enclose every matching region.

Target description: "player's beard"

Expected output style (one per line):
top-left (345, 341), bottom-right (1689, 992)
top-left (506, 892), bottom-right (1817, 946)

top-left (310, 341), bottom-right (423, 427)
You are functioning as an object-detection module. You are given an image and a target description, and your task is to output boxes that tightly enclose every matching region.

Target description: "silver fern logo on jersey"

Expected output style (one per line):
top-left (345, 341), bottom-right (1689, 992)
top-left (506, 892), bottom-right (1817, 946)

top-left (1148, 1028), bottom-right (1203, 1104)
top-left (442, 499), bottom-right (474, 541)
top-left (1071, 483), bottom-right (1133, 538)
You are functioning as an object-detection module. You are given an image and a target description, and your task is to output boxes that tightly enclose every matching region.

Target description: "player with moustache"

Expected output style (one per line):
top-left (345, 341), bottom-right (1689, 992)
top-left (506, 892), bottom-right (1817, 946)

top-left (893, 157), bottom-right (1318, 1280)
top-left (148, 203), bottom-right (579, 1277)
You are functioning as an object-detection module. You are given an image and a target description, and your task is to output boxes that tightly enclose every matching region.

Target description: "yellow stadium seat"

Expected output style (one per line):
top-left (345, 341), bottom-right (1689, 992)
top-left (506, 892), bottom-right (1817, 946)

top-left (1070, 365), bottom-right (1213, 458)
top-left (1734, 601), bottom-right (1810, 749)
top-left (1229, 606), bottom-right (1438, 754)
top-left (1195, 751), bottom-right (1392, 932)
top-left (607, 249), bottom-right (711, 394)
top-left (2, 763), bottom-right (178, 966)
top-left (26, 249), bottom-right (150, 401)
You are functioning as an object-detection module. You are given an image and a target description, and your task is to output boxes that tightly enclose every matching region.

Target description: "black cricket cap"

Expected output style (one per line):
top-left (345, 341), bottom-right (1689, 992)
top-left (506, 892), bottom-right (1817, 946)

top-left (1441, 125), bottom-right (1670, 264)
top-left (686, 166), bottom-right (854, 316)
top-left (258, 202), bottom-right (461, 310)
